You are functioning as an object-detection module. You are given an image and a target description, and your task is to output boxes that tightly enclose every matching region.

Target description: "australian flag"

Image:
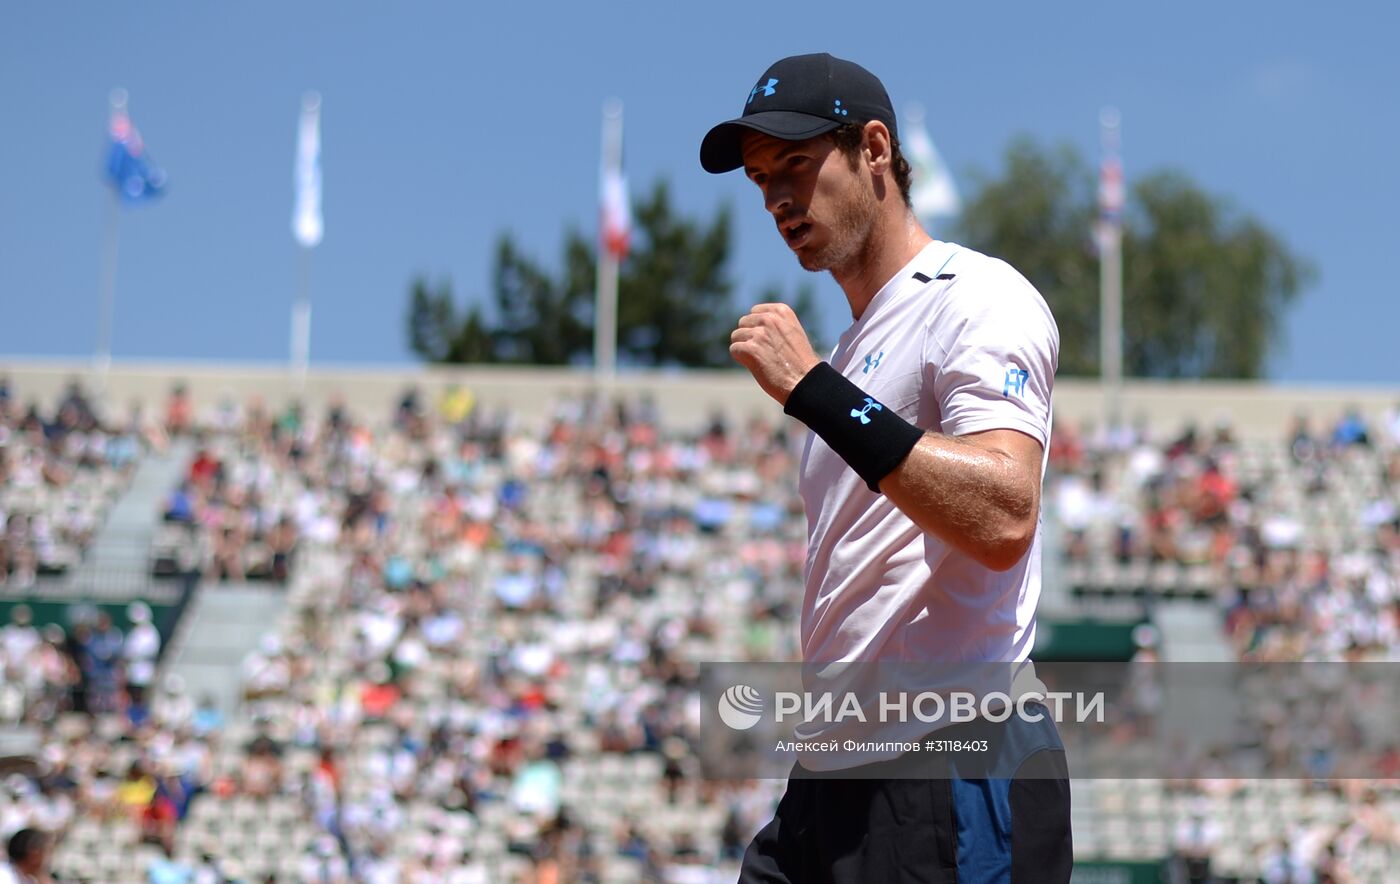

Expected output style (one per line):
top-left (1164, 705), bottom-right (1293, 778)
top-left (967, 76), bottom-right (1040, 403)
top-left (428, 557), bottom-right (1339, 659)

top-left (105, 99), bottom-right (166, 202)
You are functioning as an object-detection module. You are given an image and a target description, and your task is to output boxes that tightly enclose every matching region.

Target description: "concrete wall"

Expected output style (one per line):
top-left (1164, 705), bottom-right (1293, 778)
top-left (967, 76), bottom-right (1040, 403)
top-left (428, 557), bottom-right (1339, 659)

top-left (2, 358), bottom-right (1396, 439)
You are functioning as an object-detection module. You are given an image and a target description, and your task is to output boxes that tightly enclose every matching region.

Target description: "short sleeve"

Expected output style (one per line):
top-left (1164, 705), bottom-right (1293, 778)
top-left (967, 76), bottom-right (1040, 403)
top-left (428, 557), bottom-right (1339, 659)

top-left (925, 260), bottom-right (1059, 447)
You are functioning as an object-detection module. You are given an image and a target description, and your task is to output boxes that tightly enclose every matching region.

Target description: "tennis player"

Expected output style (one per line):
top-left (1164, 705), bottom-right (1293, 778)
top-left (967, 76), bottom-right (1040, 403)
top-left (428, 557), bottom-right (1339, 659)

top-left (702, 53), bottom-right (1072, 883)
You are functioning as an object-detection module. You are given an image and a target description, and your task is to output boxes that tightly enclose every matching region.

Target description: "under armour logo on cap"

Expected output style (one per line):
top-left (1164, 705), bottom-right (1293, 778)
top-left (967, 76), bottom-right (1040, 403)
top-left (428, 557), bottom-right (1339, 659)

top-left (748, 78), bottom-right (779, 104)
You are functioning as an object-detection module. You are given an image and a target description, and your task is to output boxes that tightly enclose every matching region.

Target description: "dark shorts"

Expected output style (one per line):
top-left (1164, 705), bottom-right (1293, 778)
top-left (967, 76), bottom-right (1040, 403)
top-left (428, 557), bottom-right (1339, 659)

top-left (738, 706), bottom-right (1073, 884)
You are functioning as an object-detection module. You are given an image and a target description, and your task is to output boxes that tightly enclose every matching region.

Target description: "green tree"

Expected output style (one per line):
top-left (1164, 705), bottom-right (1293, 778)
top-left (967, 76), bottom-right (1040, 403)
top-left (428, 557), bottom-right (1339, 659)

top-left (1122, 172), bottom-right (1309, 378)
top-left (555, 180), bottom-right (738, 366)
top-left (489, 235), bottom-right (592, 365)
top-left (406, 277), bottom-right (456, 363)
top-left (405, 276), bottom-right (498, 364)
top-left (448, 305), bottom-right (496, 364)
top-left (406, 179), bottom-right (740, 368)
top-left (954, 137), bottom-right (1312, 379)
top-left (615, 180), bottom-right (735, 367)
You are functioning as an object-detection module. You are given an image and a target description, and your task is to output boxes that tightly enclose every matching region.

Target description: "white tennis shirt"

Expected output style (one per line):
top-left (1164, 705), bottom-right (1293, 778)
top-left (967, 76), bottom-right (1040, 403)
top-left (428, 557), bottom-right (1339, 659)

top-left (797, 239), bottom-right (1059, 667)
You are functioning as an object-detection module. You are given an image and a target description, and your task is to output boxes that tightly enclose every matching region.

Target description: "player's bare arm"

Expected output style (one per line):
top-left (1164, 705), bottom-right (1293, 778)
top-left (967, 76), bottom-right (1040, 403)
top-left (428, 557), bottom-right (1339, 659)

top-left (879, 428), bottom-right (1042, 572)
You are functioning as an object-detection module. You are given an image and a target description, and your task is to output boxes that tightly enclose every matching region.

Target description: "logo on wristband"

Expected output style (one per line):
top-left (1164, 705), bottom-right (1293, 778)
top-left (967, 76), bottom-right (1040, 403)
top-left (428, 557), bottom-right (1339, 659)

top-left (851, 398), bottom-right (883, 424)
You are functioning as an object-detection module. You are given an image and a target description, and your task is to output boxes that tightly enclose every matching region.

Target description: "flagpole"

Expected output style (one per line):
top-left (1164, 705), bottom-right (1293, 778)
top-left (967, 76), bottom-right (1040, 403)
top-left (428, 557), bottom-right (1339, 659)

top-left (95, 88), bottom-right (127, 396)
top-left (1098, 107), bottom-right (1124, 435)
top-left (292, 247), bottom-right (311, 394)
top-left (1092, 109), bottom-right (1125, 437)
top-left (594, 98), bottom-right (623, 381)
top-left (291, 91), bottom-right (322, 397)
top-left (96, 189), bottom-right (119, 394)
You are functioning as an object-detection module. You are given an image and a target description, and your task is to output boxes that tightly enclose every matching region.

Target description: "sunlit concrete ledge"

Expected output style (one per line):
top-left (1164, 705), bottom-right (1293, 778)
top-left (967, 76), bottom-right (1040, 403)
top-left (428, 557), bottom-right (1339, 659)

top-left (2, 357), bottom-right (1395, 438)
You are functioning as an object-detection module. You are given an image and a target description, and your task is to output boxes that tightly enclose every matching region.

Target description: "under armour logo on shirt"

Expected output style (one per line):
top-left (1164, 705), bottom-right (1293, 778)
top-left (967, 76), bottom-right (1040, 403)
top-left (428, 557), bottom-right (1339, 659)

top-left (863, 351), bottom-right (884, 374)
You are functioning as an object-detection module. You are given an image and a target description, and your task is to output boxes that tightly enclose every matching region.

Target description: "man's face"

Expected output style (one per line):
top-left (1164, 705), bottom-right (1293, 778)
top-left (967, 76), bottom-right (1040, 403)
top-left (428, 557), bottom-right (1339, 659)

top-left (740, 129), bottom-right (877, 274)
top-left (18, 838), bottom-right (50, 874)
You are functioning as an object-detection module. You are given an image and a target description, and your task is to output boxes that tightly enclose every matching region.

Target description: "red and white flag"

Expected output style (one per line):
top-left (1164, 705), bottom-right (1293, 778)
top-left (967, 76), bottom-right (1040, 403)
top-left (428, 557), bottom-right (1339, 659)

top-left (1098, 156), bottom-right (1123, 226)
top-left (599, 103), bottom-right (630, 260)
top-left (1096, 107), bottom-right (1123, 252)
top-left (600, 167), bottom-right (630, 261)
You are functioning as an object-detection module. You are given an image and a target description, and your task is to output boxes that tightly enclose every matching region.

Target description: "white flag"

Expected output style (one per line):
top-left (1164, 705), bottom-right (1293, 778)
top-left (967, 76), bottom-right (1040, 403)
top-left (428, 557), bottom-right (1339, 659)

top-left (293, 92), bottom-right (323, 248)
top-left (904, 102), bottom-right (960, 222)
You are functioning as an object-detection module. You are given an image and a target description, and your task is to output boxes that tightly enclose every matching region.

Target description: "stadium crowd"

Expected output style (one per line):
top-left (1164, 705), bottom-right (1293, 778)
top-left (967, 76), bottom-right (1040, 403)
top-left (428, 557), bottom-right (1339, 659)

top-left (0, 375), bottom-right (1397, 881)
top-left (1049, 404), bottom-right (1400, 662)
top-left (212, 385), bottom-right (803, 882)
top-left (0, 378), bottom-right (147, 586)
top-left (0, 602), bottom-right (165, 724)
top-left (1047, 404), bottom-right (1400, 881)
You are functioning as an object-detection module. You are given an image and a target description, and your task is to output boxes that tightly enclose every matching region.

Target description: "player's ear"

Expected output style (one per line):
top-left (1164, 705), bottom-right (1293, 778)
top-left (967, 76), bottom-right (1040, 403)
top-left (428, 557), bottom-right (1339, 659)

top-left (862, 120), bottom-right (893, 175)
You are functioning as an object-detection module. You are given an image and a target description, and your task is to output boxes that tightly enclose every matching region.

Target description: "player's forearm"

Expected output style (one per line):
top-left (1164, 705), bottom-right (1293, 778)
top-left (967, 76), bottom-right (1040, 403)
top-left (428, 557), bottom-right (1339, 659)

top-left (779, 363), bottom-right (1041, 570)
top-left (878, 434), bottom-right (1039, 572)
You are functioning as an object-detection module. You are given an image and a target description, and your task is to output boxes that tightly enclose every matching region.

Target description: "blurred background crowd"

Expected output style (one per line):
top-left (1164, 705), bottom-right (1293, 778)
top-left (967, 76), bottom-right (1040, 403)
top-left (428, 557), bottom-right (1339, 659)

top-left (1, 375), bottom-right (1399, 883)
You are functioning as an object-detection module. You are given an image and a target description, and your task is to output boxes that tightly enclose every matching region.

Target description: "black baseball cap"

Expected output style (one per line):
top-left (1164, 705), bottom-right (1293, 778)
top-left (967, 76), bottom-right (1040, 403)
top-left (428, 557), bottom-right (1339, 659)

top-left (700, 53), bottom-right (898, 175)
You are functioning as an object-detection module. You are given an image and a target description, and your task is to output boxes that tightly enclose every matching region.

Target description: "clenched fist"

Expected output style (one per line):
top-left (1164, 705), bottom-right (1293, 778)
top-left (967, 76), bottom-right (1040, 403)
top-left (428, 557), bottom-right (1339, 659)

top-left (729, 303), bottom-right (822, 406)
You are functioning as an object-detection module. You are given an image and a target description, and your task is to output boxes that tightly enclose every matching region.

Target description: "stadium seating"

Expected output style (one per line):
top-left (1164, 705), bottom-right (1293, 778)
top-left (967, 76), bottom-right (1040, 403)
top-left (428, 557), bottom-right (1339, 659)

top-left (0, 378), bottom-right (1396, 882)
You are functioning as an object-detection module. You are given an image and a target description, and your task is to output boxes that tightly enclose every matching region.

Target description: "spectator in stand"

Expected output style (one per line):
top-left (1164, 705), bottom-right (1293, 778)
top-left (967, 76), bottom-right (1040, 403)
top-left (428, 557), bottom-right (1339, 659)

top-left (116, 762), bottom-right (157, 825)
top-left (145, 843), bottom-right (193, 884)
top-left (56, 382), bottom-right (96, 432)
top-left (1, 518), bottom-right (35, 589)
top-left (191, 694), bottom-right (223, 737)
top-left (124, 602), bottom-right (161, 700)
top-left (1047, 418), bottom-right (1086, 473)
top-left (437, 385), bottom-right (474, 429)
top-left (162, 482), bottom-right (196, 525)
top-left (186, 446), bottom-right (220, 491)
top-left (1331, 406), bottom-right (1371, 450)
top-left (1382, 401), bottom-right (1400, 449)
top-left (299, 834), bottom-right (352, 883)
top-left (163, 384), bottom-right (192, 437)
top-left (210, 523), bottom-right (246, 581)
top-left (242, 726), bottom-right (285, 799)
top-left (139, 764), bottom-right (183, 854)
top-left (0, 828), bottom-right (52, 884)
top-left (1, 608), bottom-right (40, 676)
top-left (359, 663), bottom-right (402, 723)
top-left (1289, 412), bottom-right (1318, 464)
top-left (269, 515), bottom-right (298, 584)
top-left (82, 613), bottom-right (124, 715)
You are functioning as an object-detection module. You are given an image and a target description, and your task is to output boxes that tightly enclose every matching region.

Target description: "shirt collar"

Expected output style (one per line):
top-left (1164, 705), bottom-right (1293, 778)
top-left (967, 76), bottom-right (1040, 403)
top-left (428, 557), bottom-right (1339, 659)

top-left (838, 240), bottom-right (954, 345)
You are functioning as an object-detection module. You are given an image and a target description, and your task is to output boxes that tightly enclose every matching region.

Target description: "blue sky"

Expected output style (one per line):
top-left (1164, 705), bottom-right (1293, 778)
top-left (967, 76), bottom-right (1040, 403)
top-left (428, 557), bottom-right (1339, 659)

top-left (2, 2), bottom-right (1396, 383)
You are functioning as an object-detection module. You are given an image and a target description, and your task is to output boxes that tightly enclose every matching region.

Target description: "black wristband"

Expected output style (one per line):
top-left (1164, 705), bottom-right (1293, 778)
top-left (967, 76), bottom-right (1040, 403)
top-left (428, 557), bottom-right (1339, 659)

top-left (783, 362), bottom-right (924, 492)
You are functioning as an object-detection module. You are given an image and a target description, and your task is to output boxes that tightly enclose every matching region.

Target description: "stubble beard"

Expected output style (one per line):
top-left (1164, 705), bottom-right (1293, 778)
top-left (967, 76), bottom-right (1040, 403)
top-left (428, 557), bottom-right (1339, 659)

top-left (795, 179), bottom-right (879, 276)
